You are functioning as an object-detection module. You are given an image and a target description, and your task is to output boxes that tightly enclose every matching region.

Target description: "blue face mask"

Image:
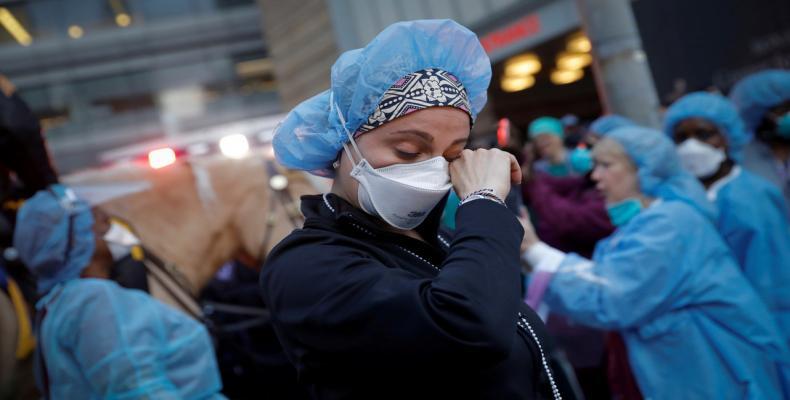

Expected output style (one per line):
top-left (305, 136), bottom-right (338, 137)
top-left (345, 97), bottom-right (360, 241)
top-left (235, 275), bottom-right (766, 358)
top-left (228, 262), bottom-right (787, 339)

top-left (777, 112), bottom-right (790, 138)
top-left (569, 147), bottom-right (593, 174)
top-left (606, 198), bottom-right (643, 226)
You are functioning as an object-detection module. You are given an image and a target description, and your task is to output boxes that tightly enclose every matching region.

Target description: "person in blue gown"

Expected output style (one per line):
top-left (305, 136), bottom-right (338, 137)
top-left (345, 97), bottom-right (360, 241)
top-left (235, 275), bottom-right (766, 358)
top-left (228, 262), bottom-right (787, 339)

top-left (664, 91), bottom-right (790, 340)
top-left (521, 126), bottom-right (790, 399)
top-left (14, 186), bottom-right (225, 399)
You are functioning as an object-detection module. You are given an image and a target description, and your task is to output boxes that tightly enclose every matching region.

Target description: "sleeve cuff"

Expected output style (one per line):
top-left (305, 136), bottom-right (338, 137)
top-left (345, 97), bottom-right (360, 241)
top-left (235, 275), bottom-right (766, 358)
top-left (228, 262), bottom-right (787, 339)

top-left (523, 242), bottom-right (566, 273)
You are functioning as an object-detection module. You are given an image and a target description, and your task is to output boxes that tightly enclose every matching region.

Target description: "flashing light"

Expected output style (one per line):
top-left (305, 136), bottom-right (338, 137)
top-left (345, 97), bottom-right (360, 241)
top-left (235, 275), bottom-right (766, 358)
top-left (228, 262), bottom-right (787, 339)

top-left (497, 118), bottom-right (510, 147)
top-left (148, 148), bottom-right (177, 169)
top-left (219, 134), bottom-right (249, 159)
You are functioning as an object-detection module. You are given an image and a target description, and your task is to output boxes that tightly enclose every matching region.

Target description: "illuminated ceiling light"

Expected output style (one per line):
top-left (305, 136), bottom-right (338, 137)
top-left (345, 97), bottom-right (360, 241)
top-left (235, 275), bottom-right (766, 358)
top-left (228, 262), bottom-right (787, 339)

top-left (0, 7), bottom-right (33, 46)
top-left (115, 13), bottom-right (131, 27)
top-left (68, 25), bottom-right (84, 39)
top-left (504, 53), bottom-right (541, 77)
top-left (556, 51), bottom-right (592, 70)
top-left (219, 134), bottom-right (250, 159)
top-left (567, 33), bottom-right (592, 53)
top-left (550, 68), bottom-right (584, 85)
top-left (148, 148), bottom-right (177, 169)
top-left (501, 75), bottom-right (535, 92)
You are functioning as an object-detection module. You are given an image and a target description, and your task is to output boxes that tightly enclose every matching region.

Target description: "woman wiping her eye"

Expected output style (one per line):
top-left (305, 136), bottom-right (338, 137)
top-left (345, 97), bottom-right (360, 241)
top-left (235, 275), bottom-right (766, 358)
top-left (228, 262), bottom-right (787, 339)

top-left (259, 19), bottom-right (564, 399)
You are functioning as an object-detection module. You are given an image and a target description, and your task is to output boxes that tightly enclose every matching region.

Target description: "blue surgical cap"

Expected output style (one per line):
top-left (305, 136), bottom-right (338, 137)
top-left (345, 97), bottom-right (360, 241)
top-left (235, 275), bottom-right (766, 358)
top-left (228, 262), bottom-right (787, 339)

top-left (529, 116), bottom-right (564, 139)
top-left (589, 114), bottom-right (636, 136)
top-left (729, 69), bottom-right (790, 133)
top-left (273, 19), bottom-right (492, 176)
top-left (606, 126), bottom-right (717, 221)
top-left (14, 186), bottom-right (95, 294)
top-left (663, 92), bottom-right (749, 162)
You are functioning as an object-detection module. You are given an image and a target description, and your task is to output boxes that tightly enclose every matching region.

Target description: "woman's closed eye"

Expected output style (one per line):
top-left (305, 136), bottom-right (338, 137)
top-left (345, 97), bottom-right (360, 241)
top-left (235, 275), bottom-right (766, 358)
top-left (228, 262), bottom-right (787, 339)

top-left (395, 148), bottom-right (420, 160)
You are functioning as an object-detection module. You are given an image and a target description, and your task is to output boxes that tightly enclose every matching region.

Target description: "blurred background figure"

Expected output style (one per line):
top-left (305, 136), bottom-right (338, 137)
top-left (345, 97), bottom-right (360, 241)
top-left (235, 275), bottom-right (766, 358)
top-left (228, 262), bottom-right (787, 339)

top-left (0, 73), bottom-right (59, 297)
top-left (523, 126), bottom-right (790, 399)
top-left (730, 69), bottom-right (790, 206)
top-left (0, 73), bottom-right (59, 400)
top-left (14, 186), bottom-right (225, 399)
top-left (664, 92), bottom-right (790, 340)
top-left (530, 116), bottom-right (587, 177)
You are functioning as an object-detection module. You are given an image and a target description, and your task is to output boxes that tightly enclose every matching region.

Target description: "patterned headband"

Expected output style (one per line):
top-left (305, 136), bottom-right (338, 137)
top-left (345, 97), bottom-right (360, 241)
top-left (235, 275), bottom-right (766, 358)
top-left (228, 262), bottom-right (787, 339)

top-left (355, 68), bottom-right (472, 135)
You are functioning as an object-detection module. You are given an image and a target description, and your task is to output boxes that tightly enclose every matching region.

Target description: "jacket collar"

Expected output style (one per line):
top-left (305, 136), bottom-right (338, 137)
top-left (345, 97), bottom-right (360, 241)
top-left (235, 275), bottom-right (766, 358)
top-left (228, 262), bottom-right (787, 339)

top-left (300, 192), bottom-right (447, 247)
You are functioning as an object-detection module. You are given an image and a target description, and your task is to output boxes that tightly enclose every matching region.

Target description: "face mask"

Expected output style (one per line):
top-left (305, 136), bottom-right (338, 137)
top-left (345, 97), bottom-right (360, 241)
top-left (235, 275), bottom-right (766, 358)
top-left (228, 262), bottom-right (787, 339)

top-left (333, 101), bottom-right (452, 230)
top-left (606, 198), bottom-right (642, 227)
top-left (569, 146), bottom-right (593, 174)
top-left (675, 138), bottom-right (725, 178)
top-left (776, 112), bottom-right (790, 138)
top-left (103, 221), bottom-right (140, 262)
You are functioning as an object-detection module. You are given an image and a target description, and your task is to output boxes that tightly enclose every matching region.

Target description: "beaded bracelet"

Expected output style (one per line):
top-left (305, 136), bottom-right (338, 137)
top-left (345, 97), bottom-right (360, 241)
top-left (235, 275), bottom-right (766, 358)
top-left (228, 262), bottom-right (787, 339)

top-left (460, 188), bottom-right (505, 206)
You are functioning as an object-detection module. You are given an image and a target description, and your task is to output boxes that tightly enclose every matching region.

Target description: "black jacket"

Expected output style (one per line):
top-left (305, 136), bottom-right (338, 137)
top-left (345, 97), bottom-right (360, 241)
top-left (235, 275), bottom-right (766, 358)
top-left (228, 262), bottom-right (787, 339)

top-left (260, 194), bottom-right (559, 399)
top-left (0, 92), bottom-right (58, 197)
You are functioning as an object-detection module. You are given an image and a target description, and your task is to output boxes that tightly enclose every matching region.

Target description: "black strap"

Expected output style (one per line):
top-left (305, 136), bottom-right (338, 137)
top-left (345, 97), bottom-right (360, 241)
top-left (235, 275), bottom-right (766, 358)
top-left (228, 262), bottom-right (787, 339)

top-left (140, 250), bottom-right (202, 320)
top-left (257, 160), bottom-right (305, 262)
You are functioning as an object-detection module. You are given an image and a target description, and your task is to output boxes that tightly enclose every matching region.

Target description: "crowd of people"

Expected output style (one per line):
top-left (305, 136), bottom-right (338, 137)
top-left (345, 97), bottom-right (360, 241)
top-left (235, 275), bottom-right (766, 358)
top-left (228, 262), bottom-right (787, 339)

top-left (2, 17), bottom-right (789, 400)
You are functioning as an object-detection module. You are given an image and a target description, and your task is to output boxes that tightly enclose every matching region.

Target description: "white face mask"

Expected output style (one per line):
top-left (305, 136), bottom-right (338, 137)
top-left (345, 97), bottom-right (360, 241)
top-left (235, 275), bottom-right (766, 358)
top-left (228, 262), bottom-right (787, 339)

top-left (676, 138), bottom-right (726, 178)
top-left (333, 101), bottom-right (452, 230)
top-left (103, 221), bottom-right (140, 262)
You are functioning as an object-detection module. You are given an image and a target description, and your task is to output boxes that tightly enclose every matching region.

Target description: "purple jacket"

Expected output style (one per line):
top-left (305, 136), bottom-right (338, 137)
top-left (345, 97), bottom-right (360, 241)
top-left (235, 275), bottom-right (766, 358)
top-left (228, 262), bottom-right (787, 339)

top-left (522, 173), bottom-right (614, 258)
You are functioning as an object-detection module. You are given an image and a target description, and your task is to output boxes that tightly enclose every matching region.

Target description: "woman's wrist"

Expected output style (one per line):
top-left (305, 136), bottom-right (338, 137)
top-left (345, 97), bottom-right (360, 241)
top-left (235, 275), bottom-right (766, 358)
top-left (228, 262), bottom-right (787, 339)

top-left (459, 188), bottom-right (505, 206)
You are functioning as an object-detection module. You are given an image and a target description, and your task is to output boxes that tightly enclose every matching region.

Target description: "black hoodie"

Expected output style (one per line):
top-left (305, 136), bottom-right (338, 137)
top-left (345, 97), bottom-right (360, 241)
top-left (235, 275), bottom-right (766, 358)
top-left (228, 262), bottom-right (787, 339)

top-left (260, 193), bottom-right (559, 399)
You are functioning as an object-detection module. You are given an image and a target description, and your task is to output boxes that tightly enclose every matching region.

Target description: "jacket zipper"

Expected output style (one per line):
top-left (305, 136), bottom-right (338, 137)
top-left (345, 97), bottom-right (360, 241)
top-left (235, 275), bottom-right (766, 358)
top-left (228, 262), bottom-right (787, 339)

top-left (323, 194), bottom-right (560, 399)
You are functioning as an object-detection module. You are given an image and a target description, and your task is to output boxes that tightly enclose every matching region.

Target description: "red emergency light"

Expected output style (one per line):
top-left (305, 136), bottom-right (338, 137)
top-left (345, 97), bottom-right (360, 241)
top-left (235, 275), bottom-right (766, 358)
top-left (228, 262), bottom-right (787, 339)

top-left (497, 118), bottom-right (511, 147)
top-left (148, 147), bottom-right (177, 169)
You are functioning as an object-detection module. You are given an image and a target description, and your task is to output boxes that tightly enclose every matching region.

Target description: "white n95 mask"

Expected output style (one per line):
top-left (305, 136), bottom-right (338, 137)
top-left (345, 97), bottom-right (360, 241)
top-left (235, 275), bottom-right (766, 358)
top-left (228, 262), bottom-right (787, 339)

top-left (103, 221), bottom-right (140, 262)
top-left (676, 138), bottom-right (725, 178)
top-left (333, 101), bottom-right (452, 230)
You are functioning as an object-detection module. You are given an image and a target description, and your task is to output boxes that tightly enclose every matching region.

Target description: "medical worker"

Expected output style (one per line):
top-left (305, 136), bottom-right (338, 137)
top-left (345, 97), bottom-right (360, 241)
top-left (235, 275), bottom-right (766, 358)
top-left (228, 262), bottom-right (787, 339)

top-left (530, 116), bottom-right (588, 177)
top-left (664, 91), bottom-right (790, 339)
top-left (730, 69), bottom-right (790, 205)
top-left (14, 186), bottom-right (225, 399)
top-left (260, 20), bottom-right (565, 399)
top-left (522, 126), bottom-right (790, 399)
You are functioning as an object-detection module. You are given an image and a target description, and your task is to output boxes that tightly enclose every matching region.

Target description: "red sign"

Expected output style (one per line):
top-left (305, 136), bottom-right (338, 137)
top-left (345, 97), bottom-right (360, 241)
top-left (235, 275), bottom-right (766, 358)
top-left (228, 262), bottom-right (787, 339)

top-left (480, 14), bottom-right (542, 54)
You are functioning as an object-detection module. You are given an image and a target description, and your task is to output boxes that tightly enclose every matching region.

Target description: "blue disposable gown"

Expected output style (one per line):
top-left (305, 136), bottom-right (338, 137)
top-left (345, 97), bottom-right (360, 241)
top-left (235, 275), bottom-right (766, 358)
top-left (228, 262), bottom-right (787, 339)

top-left (35, 279), bottom-right (224, 399)
top-left (542, 200), bottom-right (790, 399)
top-left (711, 167), bottom-right (790, 340)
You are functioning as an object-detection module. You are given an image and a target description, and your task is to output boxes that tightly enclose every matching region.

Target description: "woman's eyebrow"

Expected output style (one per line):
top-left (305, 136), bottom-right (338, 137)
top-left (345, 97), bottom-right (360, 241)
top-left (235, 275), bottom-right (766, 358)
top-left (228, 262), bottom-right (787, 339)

top-left (389, 129), bottom-right (433, 142)
top-left (390, 130), bottom-right (467, 146)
